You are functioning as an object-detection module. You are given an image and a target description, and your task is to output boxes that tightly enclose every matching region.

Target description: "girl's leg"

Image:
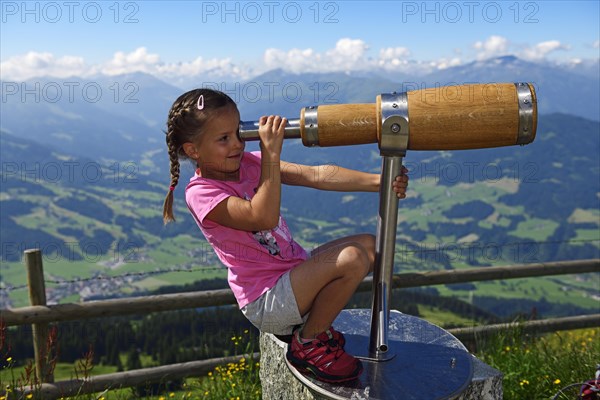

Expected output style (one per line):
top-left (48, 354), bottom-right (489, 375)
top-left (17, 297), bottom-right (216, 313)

top-left (289, 234), bottom-right (375, 338)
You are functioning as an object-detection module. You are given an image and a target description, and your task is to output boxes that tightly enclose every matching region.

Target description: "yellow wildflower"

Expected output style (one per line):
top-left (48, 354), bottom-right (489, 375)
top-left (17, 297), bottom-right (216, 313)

top-left (244, 329), bottom-right (249, 334)
top-left (169, 393), bottom-right (175, 398)
top-left (554, 379), bottom-right (561, 385)
top-left (505, 346), bottom-right (510, 352)
top-left (26, 395), bottom-right (33, 399)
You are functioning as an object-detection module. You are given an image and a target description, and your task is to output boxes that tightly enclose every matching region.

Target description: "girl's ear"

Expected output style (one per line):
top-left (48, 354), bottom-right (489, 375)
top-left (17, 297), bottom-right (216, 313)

top-left (182, 142), bottom-right (198, 159)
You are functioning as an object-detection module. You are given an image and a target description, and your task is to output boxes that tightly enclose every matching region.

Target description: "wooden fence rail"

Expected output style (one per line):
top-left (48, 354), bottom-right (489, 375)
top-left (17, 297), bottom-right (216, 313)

top-left (449, 313), bottom-right (600, 342)
top-left (3, 258), bottom-right (598, 327)
top-left (1, 252), bottom-right (598, 399)
top-left (15, 352), bottom-right (261, 400)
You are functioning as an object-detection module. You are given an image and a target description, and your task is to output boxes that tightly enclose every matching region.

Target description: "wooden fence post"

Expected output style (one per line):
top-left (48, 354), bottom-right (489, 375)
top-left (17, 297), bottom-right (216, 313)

top-left (24, 249), bottom-right (54, 383)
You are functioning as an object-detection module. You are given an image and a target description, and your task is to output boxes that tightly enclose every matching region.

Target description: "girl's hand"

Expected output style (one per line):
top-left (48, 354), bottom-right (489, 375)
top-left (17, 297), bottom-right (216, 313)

top-left (258, 115), bottom-right (286, 157)
top-left (393, 166), bottom-right (409, 199)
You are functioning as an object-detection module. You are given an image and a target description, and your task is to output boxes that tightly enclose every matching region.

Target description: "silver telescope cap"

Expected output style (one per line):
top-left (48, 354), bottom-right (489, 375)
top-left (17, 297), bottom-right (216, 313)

top-left (238, 119), bottom-right (301, 141)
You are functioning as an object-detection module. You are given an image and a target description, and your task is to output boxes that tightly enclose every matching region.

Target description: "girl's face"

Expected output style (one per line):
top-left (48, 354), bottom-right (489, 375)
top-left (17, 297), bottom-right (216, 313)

top-left (190, 105), bottom-right (245, 180)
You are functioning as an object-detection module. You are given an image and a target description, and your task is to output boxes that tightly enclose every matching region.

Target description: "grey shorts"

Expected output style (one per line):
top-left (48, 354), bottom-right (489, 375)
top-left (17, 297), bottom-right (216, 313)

top-left (241, 271), bottom-right (307, 336)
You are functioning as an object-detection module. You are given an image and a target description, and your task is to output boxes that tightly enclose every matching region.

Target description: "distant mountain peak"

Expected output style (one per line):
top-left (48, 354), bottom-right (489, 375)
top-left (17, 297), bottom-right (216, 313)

top-left (493, 55), bottom-right (519, 63)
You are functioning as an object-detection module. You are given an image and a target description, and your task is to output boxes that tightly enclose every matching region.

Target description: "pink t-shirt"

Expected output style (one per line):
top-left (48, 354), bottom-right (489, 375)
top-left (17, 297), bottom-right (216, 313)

top-left (185, 151), bottom-right (308, 308)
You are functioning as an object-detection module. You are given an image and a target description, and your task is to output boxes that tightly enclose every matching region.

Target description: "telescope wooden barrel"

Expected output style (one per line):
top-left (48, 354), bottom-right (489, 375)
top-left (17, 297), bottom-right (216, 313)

top-left (300, 103), bottom-right (377, 147)
top-left (297, 83), bottom-right (537, 150)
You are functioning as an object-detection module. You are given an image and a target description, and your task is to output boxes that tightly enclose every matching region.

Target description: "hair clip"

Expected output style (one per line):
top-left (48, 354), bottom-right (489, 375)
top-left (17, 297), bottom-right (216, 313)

top-left (197, 94), bottom-right (204, 110)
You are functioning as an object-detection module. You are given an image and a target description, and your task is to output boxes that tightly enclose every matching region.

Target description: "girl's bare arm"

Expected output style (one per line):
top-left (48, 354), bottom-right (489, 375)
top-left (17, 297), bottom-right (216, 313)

top-left (281, 161), bottom-right (408, 198)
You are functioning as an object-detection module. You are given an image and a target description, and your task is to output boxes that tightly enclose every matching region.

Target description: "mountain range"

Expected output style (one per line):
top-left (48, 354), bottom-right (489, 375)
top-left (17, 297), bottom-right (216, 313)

top-left (1, 55), bottom-right (598, 165)
top-left (1, 55), bottom-right (598, 311)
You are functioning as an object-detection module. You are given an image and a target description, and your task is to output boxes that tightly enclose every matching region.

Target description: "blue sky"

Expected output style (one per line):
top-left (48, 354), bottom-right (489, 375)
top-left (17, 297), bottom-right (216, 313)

top-left (1, 1), bottom-right (599, 81)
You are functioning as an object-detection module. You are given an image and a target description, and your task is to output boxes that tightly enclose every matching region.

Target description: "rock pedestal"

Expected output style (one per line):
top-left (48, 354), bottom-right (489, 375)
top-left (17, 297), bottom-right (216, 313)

top-left (259, 310), bottom-right (502, 400)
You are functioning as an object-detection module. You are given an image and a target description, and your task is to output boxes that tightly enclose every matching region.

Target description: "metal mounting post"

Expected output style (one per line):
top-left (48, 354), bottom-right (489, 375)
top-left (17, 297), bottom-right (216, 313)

top-left (369, 92), bottom-right (409, 359)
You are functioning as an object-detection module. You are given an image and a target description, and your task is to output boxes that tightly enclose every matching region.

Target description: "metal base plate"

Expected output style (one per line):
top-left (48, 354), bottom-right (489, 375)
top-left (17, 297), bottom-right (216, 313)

top-left (285, 309), bottom-right (474, 400)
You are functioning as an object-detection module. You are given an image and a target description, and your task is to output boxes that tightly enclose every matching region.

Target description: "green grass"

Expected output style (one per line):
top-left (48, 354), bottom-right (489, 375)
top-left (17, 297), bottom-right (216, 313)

top-left (0, 361), bottom-right (118, 387)
top-left (437, 276), bottom-right (600, 310)
top-left (417, 305), bottom-right (477, 328)
top-left (1, 330), bottom-right (260, 400)
top-left (509, 218), bottom-right (560, 241)
top-left (476, 328), bottom-right (600, 400)
top-left (573, 229), bottom-right (600, 244)
top-left (131, 268), bottom-right (227, 290)
top-left (568, 208), bottom-right (600, 224)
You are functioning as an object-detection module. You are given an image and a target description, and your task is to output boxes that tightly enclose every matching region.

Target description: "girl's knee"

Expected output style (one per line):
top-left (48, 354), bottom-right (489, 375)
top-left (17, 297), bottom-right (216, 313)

top-left (356, 233), bottom-right (375, 272)
top-left (338, 244), bottom-right (370, 279)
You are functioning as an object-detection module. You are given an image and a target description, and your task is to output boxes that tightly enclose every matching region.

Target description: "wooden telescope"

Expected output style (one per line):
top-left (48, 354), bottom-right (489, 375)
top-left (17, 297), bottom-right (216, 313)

top-left (239, 82), bottom-right (537, 397)
top-left (239, 83), bottom-right (537, 150)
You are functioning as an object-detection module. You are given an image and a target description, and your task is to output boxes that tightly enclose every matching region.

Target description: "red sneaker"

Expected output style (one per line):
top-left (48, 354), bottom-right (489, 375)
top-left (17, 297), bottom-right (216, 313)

top-left (286, 328), bottom-right (363, 383)
top-left (329, 326), bottom-right (346, 348)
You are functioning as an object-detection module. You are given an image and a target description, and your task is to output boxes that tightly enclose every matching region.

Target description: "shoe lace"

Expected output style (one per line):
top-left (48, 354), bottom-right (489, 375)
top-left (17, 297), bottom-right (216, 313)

top-left (322, 336), bottom-right (345, 358)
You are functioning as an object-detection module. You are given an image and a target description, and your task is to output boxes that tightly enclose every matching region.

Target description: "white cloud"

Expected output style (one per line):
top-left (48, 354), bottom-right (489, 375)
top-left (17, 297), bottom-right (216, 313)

top-left (101, 47), bottom-right (160, 75)
top-left (0, 47), bottom-right (253, 81)
top-left (264, 47), bottom-right (316, 74)
top-left (377, 47), bottom-right (412, 70)
top-left (473, 35), bottom-right (509, 60)
top-left (157, 56), bottom-right (250, 79)
top-left (432, 57), bottom-right (462, 70)
top-left (101, 47), bottom-right (252, 79)
top-left (520, 40), bottom-right (569, 60)
top-left (380, 47), bottom-right (411, 60)
top-left (592, 40), bottom-right (599, 49)
top-left (264, 38), bottom-right (372, 73)
top-left (326, 38), bottom-right (370, 69)
top-left (264, 38), bottom-right (420, 74)
top-left (0, 51), bottom-right (92, 80)
top-left (1, 37), bottom-right (590, 82)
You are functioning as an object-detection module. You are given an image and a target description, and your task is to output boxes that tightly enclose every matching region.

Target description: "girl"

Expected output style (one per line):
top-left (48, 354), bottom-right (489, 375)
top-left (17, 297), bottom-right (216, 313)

top-left (163, 88), bottom-right (408, 383)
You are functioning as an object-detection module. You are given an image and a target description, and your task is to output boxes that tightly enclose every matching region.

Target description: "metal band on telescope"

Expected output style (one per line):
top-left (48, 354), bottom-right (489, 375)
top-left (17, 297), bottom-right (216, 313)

top-left (302, 106), bottom-right (319, 147)
top-left (379, 92), bottom-right (409, 156)
top-left (238, 119), bottom-right (301, 142)
top-left (515, 82), bottom-right (534, 145)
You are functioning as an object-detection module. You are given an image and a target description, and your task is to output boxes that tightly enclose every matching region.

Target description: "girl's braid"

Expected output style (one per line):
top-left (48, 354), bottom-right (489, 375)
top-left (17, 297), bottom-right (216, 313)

top-left (162, 98), bottom-right (194, 223)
